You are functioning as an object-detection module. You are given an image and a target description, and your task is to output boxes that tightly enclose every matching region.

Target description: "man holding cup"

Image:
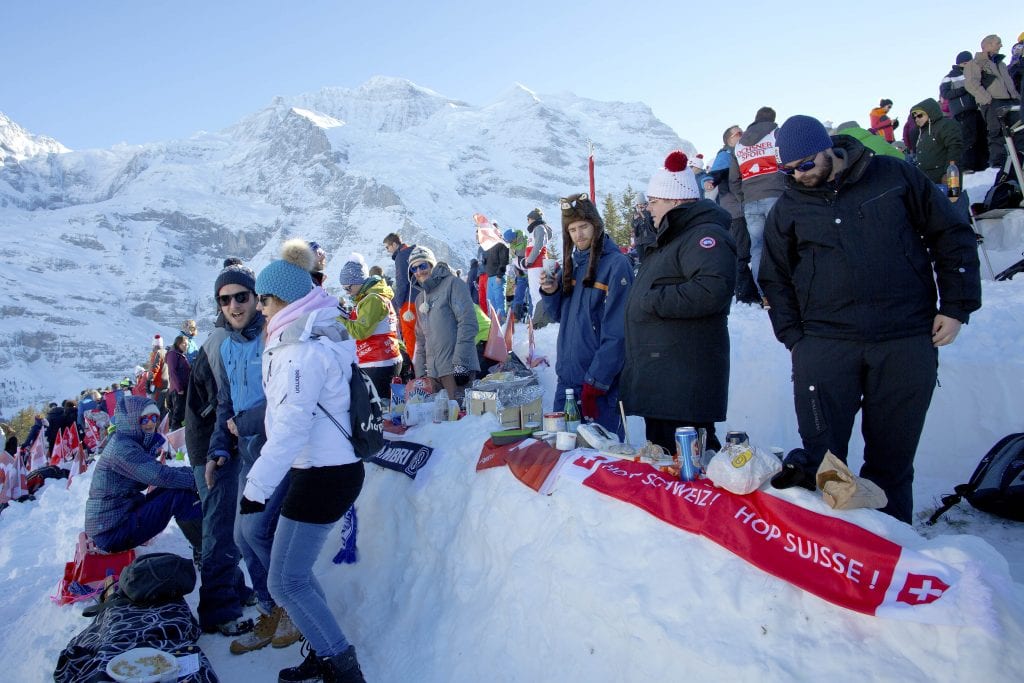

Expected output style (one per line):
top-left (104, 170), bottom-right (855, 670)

top-left (539, 193), bottom-right (633, 434)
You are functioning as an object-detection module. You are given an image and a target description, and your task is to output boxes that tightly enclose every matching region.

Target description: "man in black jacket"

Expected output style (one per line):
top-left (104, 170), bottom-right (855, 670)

top-left (760, 115), bottom-right (982, 523)
top-left (940, 50), bottom-right (987, 171)
top-left (622, 151), bottom-right (736, 453)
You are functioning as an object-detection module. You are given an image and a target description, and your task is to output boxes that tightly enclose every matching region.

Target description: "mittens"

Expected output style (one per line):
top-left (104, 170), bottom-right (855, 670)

top-left (240, 496), bottom-right (266, 515)
top-left (580, 383), bottom-right (606, 420)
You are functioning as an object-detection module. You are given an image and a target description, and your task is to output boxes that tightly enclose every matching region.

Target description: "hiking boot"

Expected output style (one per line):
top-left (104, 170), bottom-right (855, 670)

top-left (279, 640), bottom-right (325, 683)
top-left (202, 616), bottom-right (254, 636)
top-left (230, 606), bottom-right (282, 654)
top-left (324, 646), bottom-right (365, 683)
top-left (272, 609), bottom-right (302, 648)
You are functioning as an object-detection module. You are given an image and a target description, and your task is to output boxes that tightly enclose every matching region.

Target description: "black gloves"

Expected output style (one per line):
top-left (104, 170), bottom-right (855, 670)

top-left (770, 448), bottom-right (818, 492)
top-left (240, 496), bottom-right (266, 515)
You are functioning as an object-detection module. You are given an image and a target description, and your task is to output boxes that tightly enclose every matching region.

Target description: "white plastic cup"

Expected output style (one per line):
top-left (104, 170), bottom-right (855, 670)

top-left (542, 258), bottom-right (559, 276)
top-left (555, 431), bottom-right (577, 450)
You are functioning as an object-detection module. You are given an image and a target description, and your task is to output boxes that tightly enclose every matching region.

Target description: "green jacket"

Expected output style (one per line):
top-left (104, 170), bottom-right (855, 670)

top-left (340, 276), bottom-right (396, 339)
top-left (835, 126), bottom-right (906, 160)
top-left (910, 98), bottom-right (964, 184)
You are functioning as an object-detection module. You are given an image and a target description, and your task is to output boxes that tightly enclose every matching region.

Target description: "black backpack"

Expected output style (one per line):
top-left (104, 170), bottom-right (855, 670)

top-left (118, 552), bottom-right (196, 605)
top-left (318, 362), bottom-right (385, 461)
top-left (928, 433), bottom-right (1024, 524)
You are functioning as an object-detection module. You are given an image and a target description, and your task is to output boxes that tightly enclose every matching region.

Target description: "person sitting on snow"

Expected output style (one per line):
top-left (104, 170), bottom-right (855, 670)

top-left (84, 395), bottom-right (202, 554)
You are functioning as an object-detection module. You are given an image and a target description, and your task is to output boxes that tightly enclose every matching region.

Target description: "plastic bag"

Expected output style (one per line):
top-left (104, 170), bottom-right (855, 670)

top-left (706, 443), bottom-right (782, 495)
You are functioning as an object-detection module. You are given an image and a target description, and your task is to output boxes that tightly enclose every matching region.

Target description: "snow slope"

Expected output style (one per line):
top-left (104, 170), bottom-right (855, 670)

top-left (2, 270), bottom-right (1023, 682)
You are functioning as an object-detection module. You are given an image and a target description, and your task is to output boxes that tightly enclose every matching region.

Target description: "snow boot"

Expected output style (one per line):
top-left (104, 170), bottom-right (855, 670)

top-left (203, 616), bottom-right (255, 637)
top-left (230, 605), bottom-right (282, 654)
top-left (278, 641), bottom-right (324, 683)
top-left (272, 608), bottom-right (303, 648)
top-left (324, 646), bottom-right (365, 683)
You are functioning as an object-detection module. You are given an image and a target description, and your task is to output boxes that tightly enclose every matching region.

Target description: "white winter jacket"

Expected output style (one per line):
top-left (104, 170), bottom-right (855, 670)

top-left (243, 305), bottom-right (358, 503)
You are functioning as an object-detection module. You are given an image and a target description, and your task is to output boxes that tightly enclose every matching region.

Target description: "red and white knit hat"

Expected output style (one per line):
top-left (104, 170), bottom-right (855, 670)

top-left (646, 151), bottom-right (700, 200)
top-left (152, 334), bottom-right (164, 349)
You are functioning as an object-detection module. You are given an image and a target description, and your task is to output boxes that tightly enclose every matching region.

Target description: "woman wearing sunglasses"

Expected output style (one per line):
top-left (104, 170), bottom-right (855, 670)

top-left (240, 239), bottom-right (367, 683)
top-left (408, 245), bottom-right (479, 400)
top-left (85, 396), bottom-right (203, 554)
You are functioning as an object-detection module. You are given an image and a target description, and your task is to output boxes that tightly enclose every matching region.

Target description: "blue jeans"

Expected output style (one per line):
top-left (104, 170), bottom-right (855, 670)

top-left (512, 275), bottom-right (529, 317)
top-left (743, 196), bottom-right (779, 287)
top-left (269, 517), bottom-right (350, 658)
top-left (93, 487), bottom-right (201, 553)
top-left (487, 275), bottom-right (506, 319)
top-left (193, 461), bottom-right (249, 629)
top-left (236, 458), bottom-right (290, 613)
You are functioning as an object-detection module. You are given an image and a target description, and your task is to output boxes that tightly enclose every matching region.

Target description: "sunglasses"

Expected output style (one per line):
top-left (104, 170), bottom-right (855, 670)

top-left (139, 414), bottom-right (160, 425)
top-left (912, 112), bottom-right (926, 120)
top-left (779, 157), bottom-right (818, 176)
top-left (257, 294), bottom-right (275, 306)
top-left (216, 291), bottom-right (252, 306)
top-left (410, 262), bottom-right (432, 273)
top-left (560, 193), bottom-right (590, 210)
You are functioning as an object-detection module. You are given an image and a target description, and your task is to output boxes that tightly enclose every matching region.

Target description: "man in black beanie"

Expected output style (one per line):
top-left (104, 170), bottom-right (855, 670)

top-left (759, 115), bottom-right (982, 523)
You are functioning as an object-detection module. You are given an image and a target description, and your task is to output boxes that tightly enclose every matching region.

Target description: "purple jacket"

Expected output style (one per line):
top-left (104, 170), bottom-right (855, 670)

top-left (166, 347), bottom-right (191, 393)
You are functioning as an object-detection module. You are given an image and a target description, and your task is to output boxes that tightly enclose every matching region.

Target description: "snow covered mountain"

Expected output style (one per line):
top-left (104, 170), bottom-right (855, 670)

top-left (0, 77), bottom-right (693, 412)
top-left (0, 112), bottom-right (69, 166)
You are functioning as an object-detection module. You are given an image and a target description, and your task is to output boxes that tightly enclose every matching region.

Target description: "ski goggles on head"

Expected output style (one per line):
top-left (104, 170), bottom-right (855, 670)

top-left (560, 193), bottom-right (590, 210)
top-left (138, 414), bottom-right (160, 425)
top-left (216, 291), bottom-right (252, 306)
top-left (778, 156), bottom-right (818, 176)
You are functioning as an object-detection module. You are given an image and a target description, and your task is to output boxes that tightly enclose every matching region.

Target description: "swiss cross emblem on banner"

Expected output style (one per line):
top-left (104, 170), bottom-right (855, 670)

top-left (896, 573), bottom-right (950, 605)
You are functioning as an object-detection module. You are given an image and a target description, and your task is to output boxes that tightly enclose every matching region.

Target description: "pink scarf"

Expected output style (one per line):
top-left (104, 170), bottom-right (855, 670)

top-left (266, 287), bottom-right (338, 340)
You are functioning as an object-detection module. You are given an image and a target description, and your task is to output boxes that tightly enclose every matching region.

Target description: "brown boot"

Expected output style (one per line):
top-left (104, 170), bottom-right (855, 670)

top-left (272, 608), bottom-right (302, 648)
top-left (229, 606), bottom-right (282, 655)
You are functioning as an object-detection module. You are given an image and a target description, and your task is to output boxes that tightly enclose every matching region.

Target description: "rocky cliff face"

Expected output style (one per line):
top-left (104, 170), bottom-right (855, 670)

top-left (0, 77), bottom-right (693, 411)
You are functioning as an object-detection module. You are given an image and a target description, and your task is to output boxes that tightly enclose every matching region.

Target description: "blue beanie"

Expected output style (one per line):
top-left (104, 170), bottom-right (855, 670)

top-left (214, 264), bottom-right (255, 298)
top-left (776, 115), bottom-right (834, 165)
top-left (503, 229), bottom-right (515, 242)
top-left (255, 239), bottom-right (315, 303)
top-left (338, 252), bottom-right (369, 286)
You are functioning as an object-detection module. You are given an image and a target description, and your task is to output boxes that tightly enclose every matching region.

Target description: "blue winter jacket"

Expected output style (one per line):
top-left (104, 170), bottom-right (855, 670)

top-left (208, 313), bottom-right (267, 463)
top-left (85, 396), bottom-right (195, 543)
top-left (541, 234), bottom-right (633, 391)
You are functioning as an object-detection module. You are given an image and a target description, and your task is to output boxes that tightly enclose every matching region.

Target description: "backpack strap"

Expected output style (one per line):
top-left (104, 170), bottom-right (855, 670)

top-left (317, 402), bottom-right (352, 440)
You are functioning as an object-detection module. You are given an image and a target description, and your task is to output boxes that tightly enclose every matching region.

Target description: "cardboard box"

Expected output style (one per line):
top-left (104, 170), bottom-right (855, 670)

top-left (467, 395), bottom-right (522, 429)
top-left (519, 397), bottom-right (544, 427)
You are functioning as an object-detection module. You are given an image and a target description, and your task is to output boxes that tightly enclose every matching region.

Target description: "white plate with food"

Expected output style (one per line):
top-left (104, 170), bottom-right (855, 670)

top-left (106, 647), bottom-right (179, 683)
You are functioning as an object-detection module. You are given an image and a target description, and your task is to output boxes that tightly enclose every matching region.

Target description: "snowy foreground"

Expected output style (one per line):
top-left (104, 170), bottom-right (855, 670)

top-left (2, 174), bottom-right (1024, 682)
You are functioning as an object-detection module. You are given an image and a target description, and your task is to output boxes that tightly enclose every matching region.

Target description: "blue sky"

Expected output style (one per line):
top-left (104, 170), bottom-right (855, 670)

top-left (4, 1), bottom-right (1018, 162)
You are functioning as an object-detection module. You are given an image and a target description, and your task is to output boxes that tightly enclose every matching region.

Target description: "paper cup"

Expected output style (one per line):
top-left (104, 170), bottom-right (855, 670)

top-left (542, 257), bottom-right (559, 276)
top-left (555, 431), bottom-right (577, 451)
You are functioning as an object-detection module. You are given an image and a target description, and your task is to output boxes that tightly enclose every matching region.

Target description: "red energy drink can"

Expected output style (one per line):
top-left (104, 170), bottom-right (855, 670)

top-left (674, 427), bottom-right (700, 481)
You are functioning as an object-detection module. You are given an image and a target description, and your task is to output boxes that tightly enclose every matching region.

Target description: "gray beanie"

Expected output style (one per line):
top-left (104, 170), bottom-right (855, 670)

top-left (214, 264), bottom-right (256, 297)
top-left (339, 252), bottom-right (369, 286)
top-left (408, 245), bottom-right (437, 270)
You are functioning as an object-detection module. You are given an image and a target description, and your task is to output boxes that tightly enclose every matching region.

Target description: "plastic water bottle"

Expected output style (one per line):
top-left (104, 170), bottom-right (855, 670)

top-left (564, 389), bottom-right (581, 433)
top-left (946, 160), bottom-right (960, 198)
top-left (433, 388), bottom-right (448, 423)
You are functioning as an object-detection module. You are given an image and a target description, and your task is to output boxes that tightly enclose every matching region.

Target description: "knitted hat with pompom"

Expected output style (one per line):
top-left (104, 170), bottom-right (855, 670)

top-left (338, 252), bottom-right (369, 286)
top-left (646, 151), bottom-right (700, 200)
top-left (255, 239), bottom-right (315, 304)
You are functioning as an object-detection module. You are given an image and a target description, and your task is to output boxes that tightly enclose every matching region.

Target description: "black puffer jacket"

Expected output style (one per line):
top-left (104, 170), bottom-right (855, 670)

top-left (621, 200), bottom-right (736, 423)
top-left (759, 136), bottom-right (981, 350)
top-left (184, 346), bottom-right (218, 467)
top-left (911, 98), bottom-right (964, 183)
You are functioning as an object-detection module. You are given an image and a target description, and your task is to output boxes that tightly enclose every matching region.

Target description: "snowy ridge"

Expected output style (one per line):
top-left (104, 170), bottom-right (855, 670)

top-left (0, 77), bottom-right (689, 411)
top-left (0, 111), bottom-right (70, 165)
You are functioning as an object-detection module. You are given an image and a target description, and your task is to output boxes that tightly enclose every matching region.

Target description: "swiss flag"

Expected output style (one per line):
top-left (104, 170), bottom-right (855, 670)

top-left (896, 573), bottom-right (951, 606)
top-left (84, 418), bottom-right (100, 451)
top-left (29, 432), bottom-right (48, 471)
top-left (49, 429), bottom-right (67, 466)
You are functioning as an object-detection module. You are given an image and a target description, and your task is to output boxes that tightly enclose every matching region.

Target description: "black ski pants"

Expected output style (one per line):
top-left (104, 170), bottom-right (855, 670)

top-left (791, 334), bottom-right (937, 523)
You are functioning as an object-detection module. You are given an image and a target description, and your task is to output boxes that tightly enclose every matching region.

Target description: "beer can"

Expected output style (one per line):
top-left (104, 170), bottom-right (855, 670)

top-left (725, 431), bottom-right (749, 446)
top-left (674, 427), bottom-right (700, 481)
